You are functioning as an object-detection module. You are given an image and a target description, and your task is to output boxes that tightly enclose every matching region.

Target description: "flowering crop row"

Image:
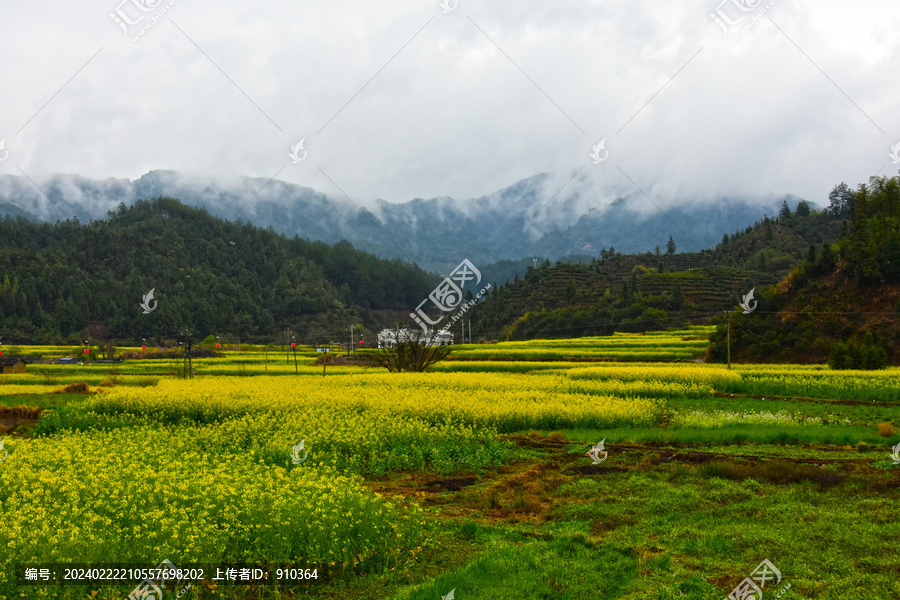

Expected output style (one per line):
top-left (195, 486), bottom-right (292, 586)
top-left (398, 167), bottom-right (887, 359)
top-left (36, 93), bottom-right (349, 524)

top-left (0, 428), bottom-right (427, 598)
top-left (57, 374), bottom-right (666, 433)
top-left (566, 366), bottom-right (742, 389)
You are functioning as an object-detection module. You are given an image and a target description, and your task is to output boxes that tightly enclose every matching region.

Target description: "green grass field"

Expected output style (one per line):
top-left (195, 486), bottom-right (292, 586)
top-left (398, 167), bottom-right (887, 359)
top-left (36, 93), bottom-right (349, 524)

top-left (0, 326), bottom-right (898, 599)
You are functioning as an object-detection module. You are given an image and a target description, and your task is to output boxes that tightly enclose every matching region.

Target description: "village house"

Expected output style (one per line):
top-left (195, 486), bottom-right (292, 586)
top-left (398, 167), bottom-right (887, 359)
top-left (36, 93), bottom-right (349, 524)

top-left (0, 357), bottom-right (28, 374)
top-left (377, 329), bottom-right (454, 348)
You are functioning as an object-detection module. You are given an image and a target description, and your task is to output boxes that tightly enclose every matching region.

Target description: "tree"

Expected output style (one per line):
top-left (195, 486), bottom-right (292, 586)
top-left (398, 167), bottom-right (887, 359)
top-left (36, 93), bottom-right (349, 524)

top-left (829, 333), bottom-right (888, 370)
top-left (728, 289), bottom-right (740, 308)
top-left (806, 244), bottom-right (817, 264)
top-left (779, 200), bottom-right (792, 221)
top-left (828, 341), bottom-right (850, 369)
top-left (565, 279), bottom-right (577, 303)
top-left (796, 200), bottom-right (811, 217)
top-left (666, 236), bottom-right (676, 255)
top-left (817, 241), bottom-right (836, 273)
top-left (828, 182), bottom-right (853, 217)
top-left (671, 280), bottom-right (684, 310)
top-left (364, 325), bottom-right (452, 372)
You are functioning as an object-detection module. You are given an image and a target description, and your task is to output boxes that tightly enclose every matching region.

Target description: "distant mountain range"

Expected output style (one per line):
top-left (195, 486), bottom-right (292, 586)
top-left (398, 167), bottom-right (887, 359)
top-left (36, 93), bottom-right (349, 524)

top-left (0, 170), bottom-right (804, 272)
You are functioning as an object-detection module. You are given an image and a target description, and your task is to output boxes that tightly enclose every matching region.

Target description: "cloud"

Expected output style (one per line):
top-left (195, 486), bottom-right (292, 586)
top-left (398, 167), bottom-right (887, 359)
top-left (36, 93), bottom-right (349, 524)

top-left (0, 0), bottom-right (897, 218)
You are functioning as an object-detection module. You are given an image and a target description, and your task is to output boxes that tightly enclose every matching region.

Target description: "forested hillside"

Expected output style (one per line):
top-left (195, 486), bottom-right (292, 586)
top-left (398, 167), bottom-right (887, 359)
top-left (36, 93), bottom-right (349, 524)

top-left (708, 173), bottom-right (900, 367)
top-left (469, 199), bottom-right (843, 340)
top-left (0, 198), bottom-right (436, 344)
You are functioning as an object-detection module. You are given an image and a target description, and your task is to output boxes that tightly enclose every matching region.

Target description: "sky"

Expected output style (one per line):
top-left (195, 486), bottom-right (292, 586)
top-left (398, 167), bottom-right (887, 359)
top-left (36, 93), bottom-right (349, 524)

top-left (1, 0), bottom-right (899, 213)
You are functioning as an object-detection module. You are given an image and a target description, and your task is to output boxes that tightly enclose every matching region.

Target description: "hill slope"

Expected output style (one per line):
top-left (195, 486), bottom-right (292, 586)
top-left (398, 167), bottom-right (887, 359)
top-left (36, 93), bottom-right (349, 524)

top-left (0, 198), bottom-right (436, 344)
top-left (707, 174), bottom-right (900, 366)
top-left (469, 202), bottom-right (842, 341)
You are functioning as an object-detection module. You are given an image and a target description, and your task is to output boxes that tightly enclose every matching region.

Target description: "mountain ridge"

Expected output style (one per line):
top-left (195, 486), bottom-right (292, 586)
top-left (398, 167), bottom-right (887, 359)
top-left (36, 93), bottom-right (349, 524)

top-left (0, 170), bottom-right (798, 271)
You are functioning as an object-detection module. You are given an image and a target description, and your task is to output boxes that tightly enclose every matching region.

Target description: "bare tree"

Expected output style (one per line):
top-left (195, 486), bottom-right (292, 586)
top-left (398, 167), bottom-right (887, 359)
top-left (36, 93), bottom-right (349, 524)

top-left (363, 324), bottom-right (453, 372)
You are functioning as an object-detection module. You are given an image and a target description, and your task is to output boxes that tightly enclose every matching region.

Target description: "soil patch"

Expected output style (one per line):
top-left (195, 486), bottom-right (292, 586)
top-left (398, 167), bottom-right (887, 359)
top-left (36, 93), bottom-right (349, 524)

top-left (422, 477), bottom-right (477, 492)
top-left (570, 465), bottom-right (630, 475)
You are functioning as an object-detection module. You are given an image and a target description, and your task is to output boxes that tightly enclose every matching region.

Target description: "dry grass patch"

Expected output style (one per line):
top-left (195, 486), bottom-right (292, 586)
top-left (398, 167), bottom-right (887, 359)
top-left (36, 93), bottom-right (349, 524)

top-left (52, 382), bottom-right (92, 394)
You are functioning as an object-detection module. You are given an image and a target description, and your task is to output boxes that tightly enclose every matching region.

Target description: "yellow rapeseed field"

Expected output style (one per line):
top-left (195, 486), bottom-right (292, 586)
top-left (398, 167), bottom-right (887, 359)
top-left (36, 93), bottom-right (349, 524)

top-left (0, 427), bottom-right (427, 597)
top-left (73, 374), bottom-right (666, 431)
top-left (565, 365), bottom-right (742, 389)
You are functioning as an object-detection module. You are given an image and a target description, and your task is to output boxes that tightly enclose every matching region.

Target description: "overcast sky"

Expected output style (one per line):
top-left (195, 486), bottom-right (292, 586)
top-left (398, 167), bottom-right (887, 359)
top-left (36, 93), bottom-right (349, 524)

top-left (1, 0), bottom-right (898, 212)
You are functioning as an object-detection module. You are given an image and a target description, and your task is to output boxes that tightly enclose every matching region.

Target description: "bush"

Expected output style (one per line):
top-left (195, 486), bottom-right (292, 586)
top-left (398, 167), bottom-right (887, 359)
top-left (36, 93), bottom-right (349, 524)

top-left (829, 333), bottom-right (888, 370)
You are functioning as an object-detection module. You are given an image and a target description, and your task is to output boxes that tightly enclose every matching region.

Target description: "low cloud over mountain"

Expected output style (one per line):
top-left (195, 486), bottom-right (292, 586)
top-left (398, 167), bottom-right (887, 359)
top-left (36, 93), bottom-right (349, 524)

top-left (0, 170), bottom-right (793, 272)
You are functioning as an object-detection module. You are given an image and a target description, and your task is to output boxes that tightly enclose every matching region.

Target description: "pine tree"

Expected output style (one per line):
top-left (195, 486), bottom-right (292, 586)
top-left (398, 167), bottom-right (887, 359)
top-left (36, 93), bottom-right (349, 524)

top-left (666, 236), bottom-right (676, 255)
top-left (779, 200), bottom-right (792, 221)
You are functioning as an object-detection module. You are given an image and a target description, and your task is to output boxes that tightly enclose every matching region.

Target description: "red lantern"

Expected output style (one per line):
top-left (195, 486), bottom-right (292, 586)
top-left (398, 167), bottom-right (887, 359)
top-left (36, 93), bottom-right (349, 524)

top-left (216, 343), bottom-right (220, 348)
top-left (84, 348), bottom-right (89, 355)
top-left (291, 343), bottom-right (296, 348)
top-left (0, 351), bottom-right (3, 357)
top-left (359, 340), bottom-right (364, 345)
top-left (142, 345), bottom-right (147, 350)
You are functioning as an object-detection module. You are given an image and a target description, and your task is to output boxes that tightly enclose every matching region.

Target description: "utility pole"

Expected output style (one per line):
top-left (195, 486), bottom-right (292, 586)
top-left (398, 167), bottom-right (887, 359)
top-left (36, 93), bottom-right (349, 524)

top-left (181, 331), bottom-right (193, 379)
top-left (726, 314), bottom-right (731, 370)
top-left (468, 319), bottom-right (472, 344)
top-left (348, 324), bottom-right (353, 357)
top-left (286, 328), bottom-right (291, 365)
top-left (292, 335), bottom-right (298, 374)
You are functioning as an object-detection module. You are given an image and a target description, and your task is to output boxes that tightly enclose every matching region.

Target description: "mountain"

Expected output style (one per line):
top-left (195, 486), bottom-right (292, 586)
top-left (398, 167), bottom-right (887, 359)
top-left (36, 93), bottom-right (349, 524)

top-left (707, 174), bottom-right (900, 367)
top-left (0, 171), bottom-right (797, 273)
top-left (0, 197), bottom-right (436, 344)
top-left (467, 200), bottom-right (844, 342)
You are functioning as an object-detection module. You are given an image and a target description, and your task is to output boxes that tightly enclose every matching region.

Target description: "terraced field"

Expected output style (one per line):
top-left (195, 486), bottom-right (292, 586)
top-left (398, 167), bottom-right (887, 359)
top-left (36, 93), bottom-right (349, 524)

top-left (0, 329), bottom-right (897, 599)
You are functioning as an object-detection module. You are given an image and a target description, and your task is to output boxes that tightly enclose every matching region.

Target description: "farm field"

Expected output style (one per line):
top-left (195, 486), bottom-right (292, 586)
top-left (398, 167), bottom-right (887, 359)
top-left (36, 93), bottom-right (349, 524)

top-left (0, 327), bottom-right (898, 599)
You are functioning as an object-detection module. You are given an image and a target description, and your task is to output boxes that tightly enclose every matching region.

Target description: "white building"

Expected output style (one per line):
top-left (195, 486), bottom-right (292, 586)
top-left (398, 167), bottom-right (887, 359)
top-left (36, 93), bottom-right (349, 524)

top-left (377, 329), bottom-right (454, 348)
